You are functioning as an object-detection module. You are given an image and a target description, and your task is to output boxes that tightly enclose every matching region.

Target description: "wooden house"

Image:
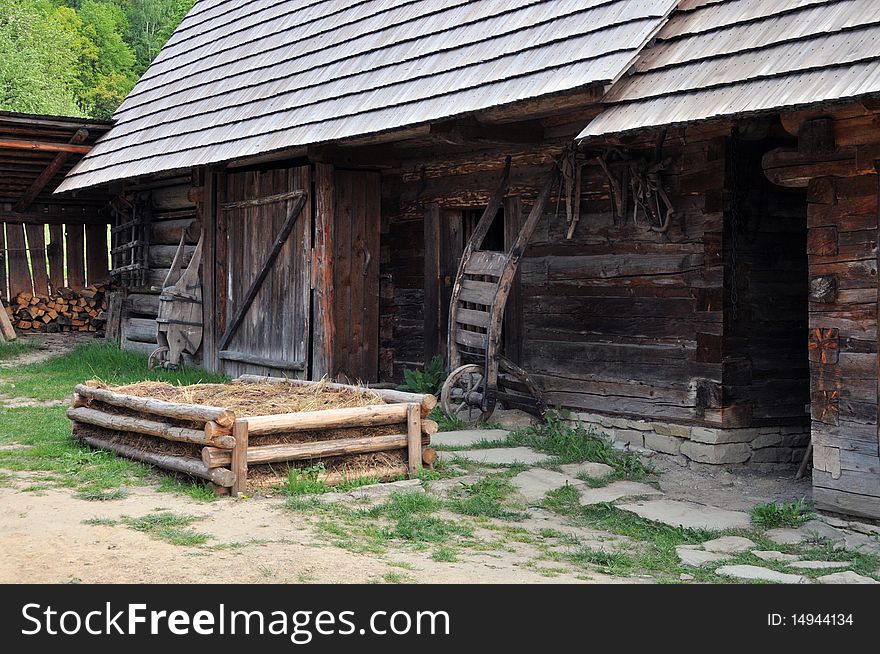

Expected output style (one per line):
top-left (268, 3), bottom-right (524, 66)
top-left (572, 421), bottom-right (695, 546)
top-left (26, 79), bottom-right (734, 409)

top-left (57, 0), bottom-right (880, 518)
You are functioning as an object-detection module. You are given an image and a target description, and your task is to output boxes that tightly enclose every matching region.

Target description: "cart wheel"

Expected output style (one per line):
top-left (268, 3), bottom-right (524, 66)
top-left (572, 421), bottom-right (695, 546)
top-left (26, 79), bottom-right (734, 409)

top-left (147, 346), bottom-right (172, 371)
top-left (441, 364), bottom-right (496, 425)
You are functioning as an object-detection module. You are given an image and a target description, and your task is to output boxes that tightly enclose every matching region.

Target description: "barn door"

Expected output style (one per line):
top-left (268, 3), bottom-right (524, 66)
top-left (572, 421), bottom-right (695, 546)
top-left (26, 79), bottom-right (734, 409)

top-left (332, 170), bottom-right (381, 382)
top-left (216, 166), bottom-right (311, 378)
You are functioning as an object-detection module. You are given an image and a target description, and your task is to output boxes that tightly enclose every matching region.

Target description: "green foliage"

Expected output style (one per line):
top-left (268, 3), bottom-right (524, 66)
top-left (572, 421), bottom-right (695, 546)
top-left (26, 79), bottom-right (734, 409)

top-left (398, 356), bottom-right (446, 396)
top-left (0, 337), bottom-right (39, 361)
top-left (286, 464), bottom-right (329, 496)
top-left (507, 411), bottom-right (654, 480)
top-left (750, 499), bottom-right (812, 529)
top-left (446, 476), bottom-right (527, 521)
top-left (122, 511), bottom-right (207, 546)
top-left (0, 0), bottom-right (192, 118)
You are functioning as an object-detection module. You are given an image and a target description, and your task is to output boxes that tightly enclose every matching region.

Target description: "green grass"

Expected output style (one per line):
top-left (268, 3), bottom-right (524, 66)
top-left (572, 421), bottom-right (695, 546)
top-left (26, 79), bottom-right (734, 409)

top-left (428, 406), bottom-right (466, 432)
top-left (506, 412), bottom-right (654, 482)
top-left (446, 476), bottom-right (527, 521)
top-left (157, 476), bottom-right (217, 502)
top-left (0, 343), bottom-right (227, 498)
top-left (431, 546), bottom-right (458, 562)
top-left (122, 511), bottom-right (208, 546)
top-left (0, 337), bottom-right (39, 361)
top-left (285, 464), bottom-right (330, 495)
top-left (82, 517), bottom-right (118, 526)
top-left (750, 499), bottom-right (812, 529)
top-left (0, 342), bottom-right (227, 402)
top-left (74, 487), bottom-right (130, 501)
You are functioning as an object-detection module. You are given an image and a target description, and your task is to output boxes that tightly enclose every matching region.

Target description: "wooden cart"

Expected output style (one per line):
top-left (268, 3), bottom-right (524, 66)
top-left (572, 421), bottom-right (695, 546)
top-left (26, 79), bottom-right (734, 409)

top-left (148, 233), bottom-right (204, 370)
top-left (440, 157), bottom-right (559, 424)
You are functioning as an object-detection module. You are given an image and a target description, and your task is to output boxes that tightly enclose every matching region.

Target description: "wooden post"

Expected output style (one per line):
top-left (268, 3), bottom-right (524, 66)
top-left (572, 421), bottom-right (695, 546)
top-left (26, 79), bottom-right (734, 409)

top-left (0, 306), bottom-right (16, 342)
top-left (406, 403), bottom-right (422, 476)
top-left (312, 163), bottom-right (335, 379)
top-left (231, 419), bottom-right (248, 497)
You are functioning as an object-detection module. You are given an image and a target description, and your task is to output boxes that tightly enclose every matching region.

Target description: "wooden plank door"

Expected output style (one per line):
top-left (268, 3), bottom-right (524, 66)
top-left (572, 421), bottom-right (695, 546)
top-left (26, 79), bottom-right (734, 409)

top-left (217, 166), bottom-right (311, 378)
top-left (332, 170), bottom-right (381, 382)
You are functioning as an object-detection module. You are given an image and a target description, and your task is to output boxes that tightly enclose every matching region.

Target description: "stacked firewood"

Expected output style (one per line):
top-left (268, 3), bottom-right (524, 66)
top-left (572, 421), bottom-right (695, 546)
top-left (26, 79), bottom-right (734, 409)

top-left (4, 283), bottom-right (110, 334)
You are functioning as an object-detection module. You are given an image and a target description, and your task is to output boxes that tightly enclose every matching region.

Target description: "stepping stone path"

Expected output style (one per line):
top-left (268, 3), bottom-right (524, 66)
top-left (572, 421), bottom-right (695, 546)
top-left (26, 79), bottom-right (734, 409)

top-left (578, 481), bottom-right (663, 506)
top-left (676, 546), bottom-right (727, 568)
top-left (618, 499), bottom-right (751, 531)
top-left (559, 462), bottom-right (614, 479)
top-left (432, 429), bottom-right (509, 448)
top-left (716, 565), bottom-right (808, 584)
top-left (319, 479), bottom-right (423, 504)
top-left (491, 409), bottom-right (536, 429)
top-left (676, 537), bottom-right (755, 568)
top-left (440, 447), bottom-right (550, 466)
top-left (788, 561), bottom-right (850, 570)
top-left (703, 536), bottom-right (755, 554)
top-left (752, 550), bottom-right (800, 563)
top-left (765, 528), bottom-right (804, 545)
top-left (511, 469), bottom-right (583, 503)
top-left (816, 571), bottom-right (879, 584)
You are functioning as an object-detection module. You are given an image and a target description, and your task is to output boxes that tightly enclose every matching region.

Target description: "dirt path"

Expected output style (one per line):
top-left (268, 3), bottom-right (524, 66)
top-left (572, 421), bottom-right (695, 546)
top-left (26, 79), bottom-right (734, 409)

top-left (0, 477), bottom-right (630, 584)
top-left (0, 333), bottom-right (93, 369)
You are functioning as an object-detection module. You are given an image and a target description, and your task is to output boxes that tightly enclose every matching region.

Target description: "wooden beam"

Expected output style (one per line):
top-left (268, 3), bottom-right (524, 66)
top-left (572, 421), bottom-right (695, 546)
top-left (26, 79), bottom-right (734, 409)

top-left (0, 208), bottom-right (106, 225)
top-left (74, 383), bottom-right (236, 427)
top-left (0, 138), bottom-right (92, 154)
top-left (230, 420), bottom-right (248, 496)
top-left (244, 403), bottom-right (410, 436)
top-left (312, 164), bottom-right (335, 379)
top-left (14, 129), bottom-right (88, 211)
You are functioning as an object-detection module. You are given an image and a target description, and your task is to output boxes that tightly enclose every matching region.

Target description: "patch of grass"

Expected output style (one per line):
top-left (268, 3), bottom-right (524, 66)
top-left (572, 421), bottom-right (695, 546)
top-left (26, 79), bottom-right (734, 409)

top-left (0, 338), bottom-right (39, 361)
top-left (334, 475), bottom-right (381, 492)
top-left (370, 491), bottom-right (442, 519)
top-left (382, 571), bottom-right (412, 584)
top-left (257, 565), bottom-right (275, 578)
top-left (82, 517), bottom-right (118, 526)
top-left (74, 487), bottom-right (130, 501)
top-left (157, 475), bottom-right (217, 502)
top-left (285, 464), bottom-right (330, 495)
top-left (568, 547), bottom-right (635, 576)
top-left (507, 412), bottom-right (654, 481)
top-left (122, 511), bottom-right (208, 546)
top-left (0, 342), bottom-right (227, 402)
top-left (431, 546), bottom-right (458, 562)
top-left (446, 476), bottom-right (527, 521)
top-left (387, 514), bottom-right (472, 543)
top-left (750, 499), bottom-right (812, 529)
top-left (428, 406), bottom-right (466, 432)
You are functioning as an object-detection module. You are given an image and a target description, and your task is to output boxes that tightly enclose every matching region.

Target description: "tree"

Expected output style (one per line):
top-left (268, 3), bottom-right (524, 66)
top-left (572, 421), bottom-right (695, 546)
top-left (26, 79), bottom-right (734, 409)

top-left (123, 0), bottom-right (193, 74)
top-left (0, 0), bottom-right (84, 116)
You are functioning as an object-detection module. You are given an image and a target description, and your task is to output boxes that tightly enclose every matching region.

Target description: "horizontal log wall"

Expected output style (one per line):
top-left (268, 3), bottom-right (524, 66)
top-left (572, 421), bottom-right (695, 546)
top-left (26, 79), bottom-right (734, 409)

top-left (380, 114), bottom-right (733, 425)
top-left (118, 175), bottom-right (202, 363)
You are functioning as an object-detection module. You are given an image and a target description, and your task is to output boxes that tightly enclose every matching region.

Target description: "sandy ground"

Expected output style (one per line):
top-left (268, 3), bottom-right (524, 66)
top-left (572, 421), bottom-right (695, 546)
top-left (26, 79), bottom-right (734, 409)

top-left (0, 475), bottom-right (635, 584)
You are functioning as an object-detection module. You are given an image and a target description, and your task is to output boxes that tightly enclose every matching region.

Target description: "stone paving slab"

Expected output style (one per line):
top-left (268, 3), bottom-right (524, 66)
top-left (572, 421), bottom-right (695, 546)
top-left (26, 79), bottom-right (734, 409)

top-left (765, 528), bottom-right (805, 545)
top-left (816, 571), bottom-right (879, 584)
top-left (440, 447), bottom-right (550, 466)
top-left (676, 545), bottom-right (727, 567)
top-left (618, 499), bottom-right (751, 531)
top-left (702, 536), bottom-right (755, 554)
top-left (788, 560), bottom-right (850, 570)
top-left (716, 565), bottom-right (808, 584)
top-left (752, 550), bottom-right (800, 563)
top-left (578, 481), bottom-right (663, 506)
top-left (511, 469), bottom-right (583, 503)
top-left (432, 430), bottom-right (509, 448)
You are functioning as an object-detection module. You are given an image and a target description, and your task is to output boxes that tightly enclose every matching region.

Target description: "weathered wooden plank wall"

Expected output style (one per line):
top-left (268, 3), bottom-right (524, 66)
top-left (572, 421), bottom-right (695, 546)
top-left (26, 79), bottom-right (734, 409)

top-left (0, 218), bottom-right (107, 302)
top-left (808, 172), bottom-right (880, 518)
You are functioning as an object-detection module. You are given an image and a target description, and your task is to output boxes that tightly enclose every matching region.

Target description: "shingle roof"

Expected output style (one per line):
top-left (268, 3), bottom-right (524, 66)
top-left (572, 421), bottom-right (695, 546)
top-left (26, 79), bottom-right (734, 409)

top-left (580, 0), bottom-right (880, 138)
top-left (59, 0), bottom-right (677, 192)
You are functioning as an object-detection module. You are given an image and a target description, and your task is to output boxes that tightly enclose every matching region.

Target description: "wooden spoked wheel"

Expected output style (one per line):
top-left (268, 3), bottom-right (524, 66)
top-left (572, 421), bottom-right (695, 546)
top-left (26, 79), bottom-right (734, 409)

top-left (147, 346), bottom-right (173, 371)
top-left (441, 364), bottom-right (496, 425)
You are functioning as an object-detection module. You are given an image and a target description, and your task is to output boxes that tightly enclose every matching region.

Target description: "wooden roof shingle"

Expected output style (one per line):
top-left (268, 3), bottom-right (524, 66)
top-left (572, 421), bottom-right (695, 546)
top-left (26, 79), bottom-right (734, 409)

top-left (580, 0), bottom-right (880, 138)
top-left (59, 0), bottom-right (678, 192)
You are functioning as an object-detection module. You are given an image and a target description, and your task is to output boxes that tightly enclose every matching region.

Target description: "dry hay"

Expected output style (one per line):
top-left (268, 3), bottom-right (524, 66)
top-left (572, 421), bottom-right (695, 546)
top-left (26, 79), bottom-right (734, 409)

top-left (100, 379), bottom-right (385, 417)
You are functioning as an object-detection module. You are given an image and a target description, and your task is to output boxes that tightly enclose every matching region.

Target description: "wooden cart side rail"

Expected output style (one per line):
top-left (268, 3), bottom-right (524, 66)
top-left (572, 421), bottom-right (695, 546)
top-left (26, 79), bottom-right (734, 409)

top-left (233, 375), bottom-right (437, 416)
top-left (67, 406), bottom-right (234, 448)
top-left (447, 156), bottom-right (512, 370)
top-left (203, 431), bottom-right (432, 467)
top-left (79, 433), bottom-right (234, 487)
top-left (75, 383), bottom-right (235, 427)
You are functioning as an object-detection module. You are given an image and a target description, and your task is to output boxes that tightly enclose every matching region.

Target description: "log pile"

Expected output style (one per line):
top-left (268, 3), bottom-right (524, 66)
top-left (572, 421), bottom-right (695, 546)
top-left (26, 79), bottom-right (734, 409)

top-left (68, 377), bottom-right (437, 497)
top-left (5, 283), bottom-right (110, 334)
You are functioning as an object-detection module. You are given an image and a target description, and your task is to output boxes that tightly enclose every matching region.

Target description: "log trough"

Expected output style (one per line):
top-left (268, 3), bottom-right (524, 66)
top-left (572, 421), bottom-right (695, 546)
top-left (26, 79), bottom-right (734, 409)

top-left (67, 375), bottom-right (438, 496)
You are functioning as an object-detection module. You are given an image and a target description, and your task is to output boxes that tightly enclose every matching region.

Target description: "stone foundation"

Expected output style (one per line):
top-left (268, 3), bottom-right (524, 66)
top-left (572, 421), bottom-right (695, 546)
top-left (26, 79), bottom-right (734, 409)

top-left (568, 412), bottom-right (810, 465)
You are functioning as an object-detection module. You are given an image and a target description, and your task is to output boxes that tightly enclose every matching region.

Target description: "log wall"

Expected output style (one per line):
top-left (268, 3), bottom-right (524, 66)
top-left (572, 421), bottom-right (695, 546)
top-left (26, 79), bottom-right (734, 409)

top-left (117, 174), bottom-right (202, 364)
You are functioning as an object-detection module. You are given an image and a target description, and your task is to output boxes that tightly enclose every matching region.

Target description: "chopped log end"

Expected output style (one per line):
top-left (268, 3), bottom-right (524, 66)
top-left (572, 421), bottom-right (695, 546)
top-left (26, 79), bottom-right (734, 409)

top-left (422, 447), bottom-right (438, 466)
top-left (421, 419), bottom-right (439, 435)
